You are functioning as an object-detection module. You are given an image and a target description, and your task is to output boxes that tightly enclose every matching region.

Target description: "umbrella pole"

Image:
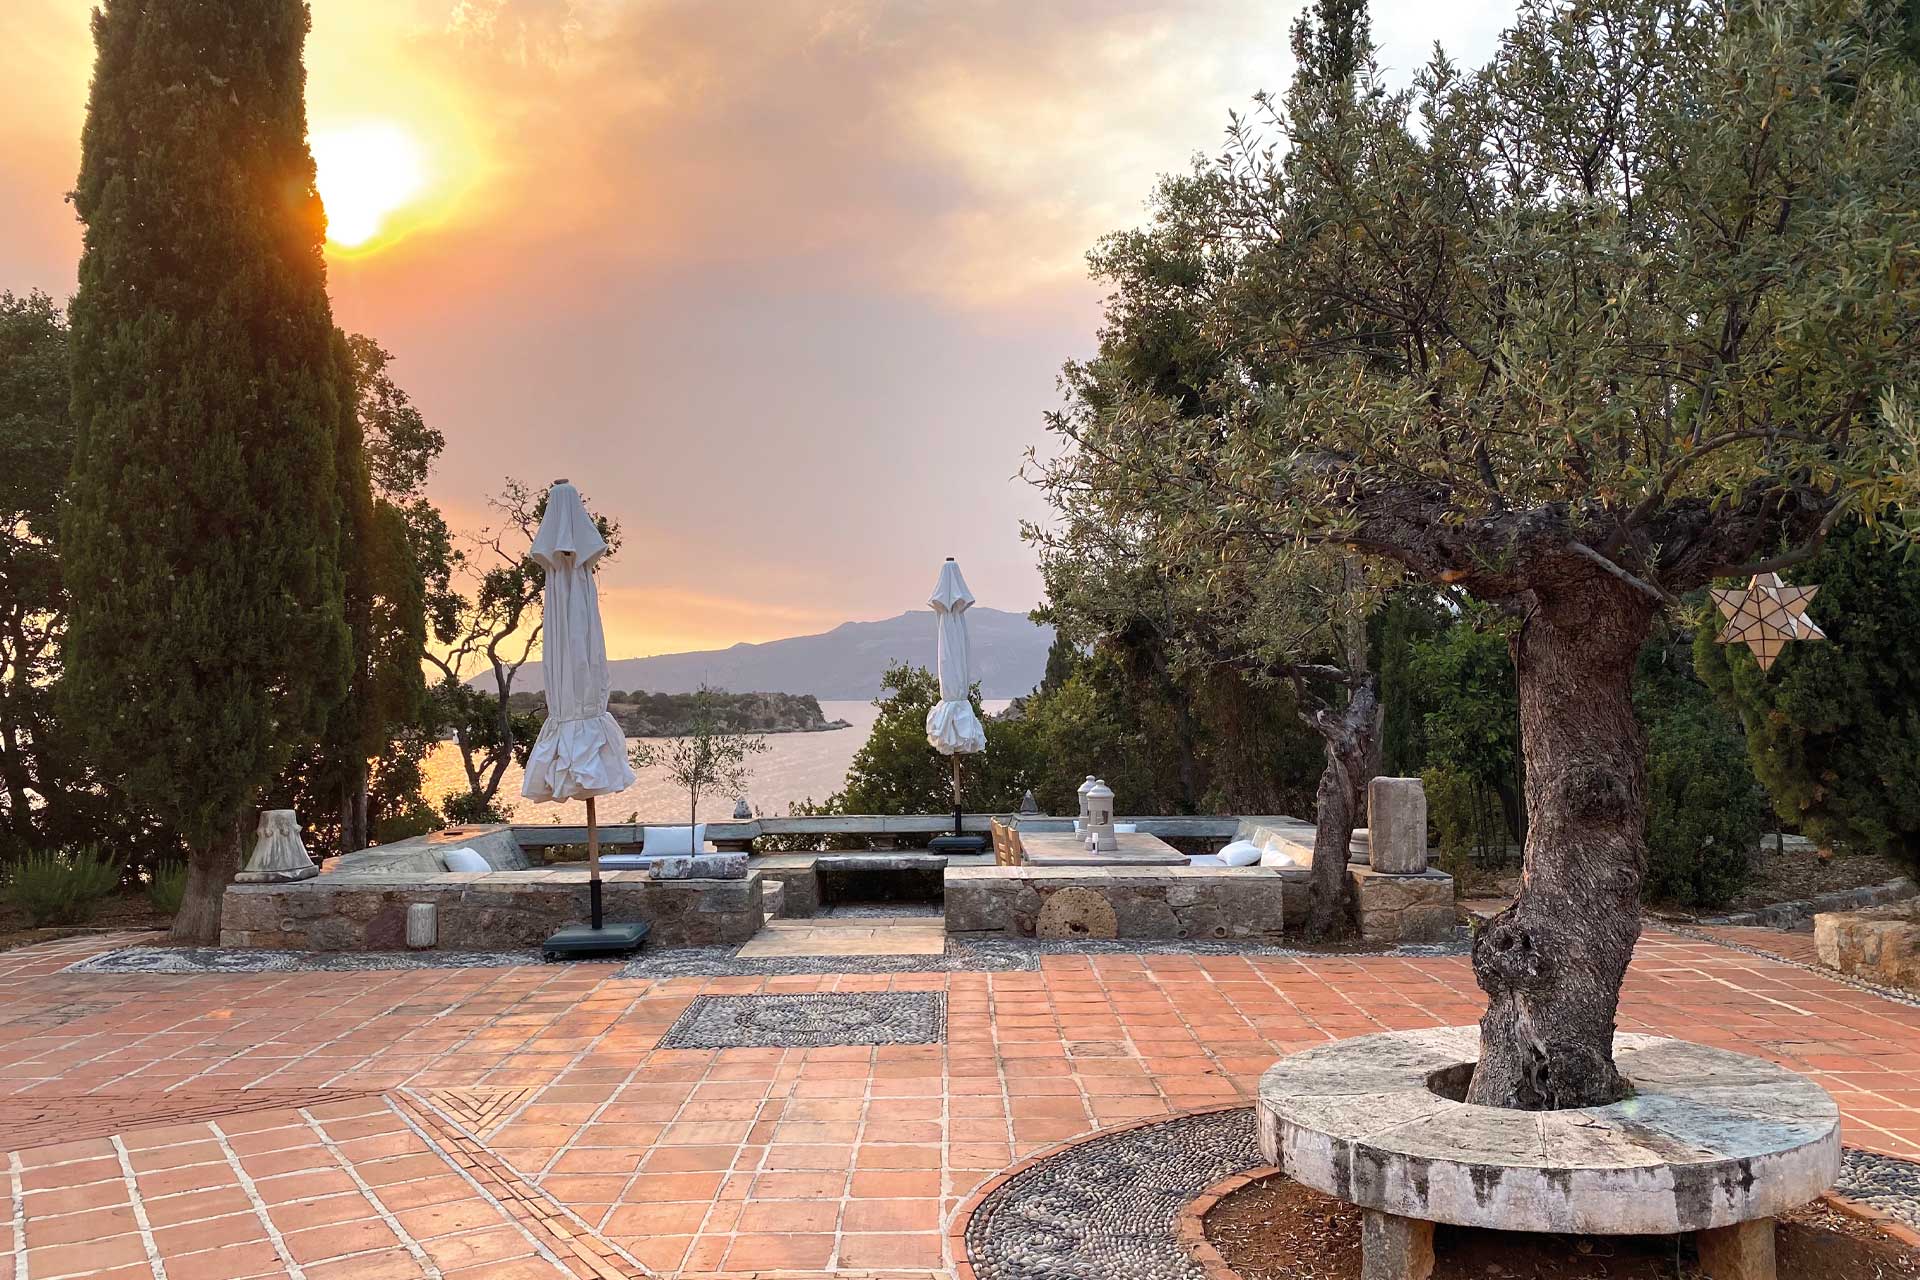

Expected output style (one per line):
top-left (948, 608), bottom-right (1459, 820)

top-left (587, 796), bottom-right (603, 931)
top-left (952, 757), bottom-right (964, 838)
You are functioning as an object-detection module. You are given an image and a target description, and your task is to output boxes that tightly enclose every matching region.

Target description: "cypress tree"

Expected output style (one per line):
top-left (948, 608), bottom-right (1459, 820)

top-left (64, 0), bottom-right (352, 942)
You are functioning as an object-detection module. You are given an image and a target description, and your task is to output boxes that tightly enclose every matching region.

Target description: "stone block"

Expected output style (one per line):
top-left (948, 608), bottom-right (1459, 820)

top-left (1349, 867), bottom-right (1454, 944)
top-left (406, 903), bottom-right (437, 949)
top-left (1815, 904), bottom-right (1920, 989)
top-left (1696, 1217), bottom-right (1776, 1280)
top-left (1367, 778), bottom-right (1428, 874)
top-left (649, 852), bottom-right (749, 880)
top-left (1361, 1210), bottom-right (1434, 1280)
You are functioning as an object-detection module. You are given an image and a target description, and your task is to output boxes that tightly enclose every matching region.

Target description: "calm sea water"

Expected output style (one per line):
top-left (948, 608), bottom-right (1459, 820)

top-left (421, 698), bottom-right (1012, 826)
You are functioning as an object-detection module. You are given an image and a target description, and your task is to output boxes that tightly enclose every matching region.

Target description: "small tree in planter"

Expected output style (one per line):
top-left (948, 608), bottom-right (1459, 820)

top-left (631, 688), bottom-right (769, 840)
top-left (1040, 0), bottom-right (1920, 1108)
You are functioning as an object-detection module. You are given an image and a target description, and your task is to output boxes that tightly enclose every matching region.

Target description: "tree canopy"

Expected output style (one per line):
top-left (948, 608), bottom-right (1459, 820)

top-left (1032, 0), bottom-right (1920, 1108)
top-left (63, 0), bottom-right (354, 940)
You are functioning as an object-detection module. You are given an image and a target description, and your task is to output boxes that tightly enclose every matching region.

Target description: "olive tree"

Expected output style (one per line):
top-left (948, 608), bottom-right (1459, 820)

top-left (1036, 0), bottom-right (1920, 1108)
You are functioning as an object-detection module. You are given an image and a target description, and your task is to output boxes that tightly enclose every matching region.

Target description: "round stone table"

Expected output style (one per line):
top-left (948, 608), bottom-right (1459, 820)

top-left (1256, 1027), bottom-right (1840, 1280)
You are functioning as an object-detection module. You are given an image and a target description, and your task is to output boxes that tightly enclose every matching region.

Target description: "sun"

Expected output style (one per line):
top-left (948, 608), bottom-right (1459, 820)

top-left (311, 122), bottom-right (429, 251)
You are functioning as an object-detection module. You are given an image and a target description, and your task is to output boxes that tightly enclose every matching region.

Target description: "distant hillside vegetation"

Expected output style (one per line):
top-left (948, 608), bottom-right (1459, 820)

top-left (502, 607), bottom-right (1054, 700)
top-left (506, 689), bottom-right (850, 737)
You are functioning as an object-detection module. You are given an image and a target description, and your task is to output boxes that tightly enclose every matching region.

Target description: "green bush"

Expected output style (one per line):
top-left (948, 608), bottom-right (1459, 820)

top-left (1423, 765), bottom-right (1511, 877)
top-left (441, 791), bottom-right (512, 825)
top-left (146, 861), bottom-right (188, 916)
top-left (1643, 703), bottom-right (1765, 909)
top-left (3, 846), bottom-right (124, 926)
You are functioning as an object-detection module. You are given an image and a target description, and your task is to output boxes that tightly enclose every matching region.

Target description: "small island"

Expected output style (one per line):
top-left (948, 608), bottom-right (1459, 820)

top-left (506, 689), bottom-right (850, 737)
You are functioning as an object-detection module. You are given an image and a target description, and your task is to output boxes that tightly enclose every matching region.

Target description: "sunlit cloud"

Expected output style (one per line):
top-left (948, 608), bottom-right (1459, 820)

top-left (2, 0), bottom-right (1518, 662)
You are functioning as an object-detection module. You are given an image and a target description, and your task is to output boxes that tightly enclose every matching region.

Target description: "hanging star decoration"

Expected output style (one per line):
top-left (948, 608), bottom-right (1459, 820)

top-left (1711, 572), bottom-right (1826, 671)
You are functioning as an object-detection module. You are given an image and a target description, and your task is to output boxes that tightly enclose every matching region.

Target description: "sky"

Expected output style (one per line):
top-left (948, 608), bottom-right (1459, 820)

top-left (3, 0), bottom-right (1510, 662)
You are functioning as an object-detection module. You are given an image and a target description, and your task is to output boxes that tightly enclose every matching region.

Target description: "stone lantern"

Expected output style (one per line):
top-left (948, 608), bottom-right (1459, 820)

top-left (1084, 780), bottom-right (1116, 852)
top-left (1076, 775), bottom-right (1099, 828)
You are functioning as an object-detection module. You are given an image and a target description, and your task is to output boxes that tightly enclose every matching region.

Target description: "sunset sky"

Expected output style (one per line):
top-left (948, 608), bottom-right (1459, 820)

top-left (4, 0), bottom-right (1509, 661)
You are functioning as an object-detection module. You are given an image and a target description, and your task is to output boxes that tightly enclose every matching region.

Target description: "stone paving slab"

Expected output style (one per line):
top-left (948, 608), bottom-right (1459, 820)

top-left (4, 927), bottom-right (1920, 1277)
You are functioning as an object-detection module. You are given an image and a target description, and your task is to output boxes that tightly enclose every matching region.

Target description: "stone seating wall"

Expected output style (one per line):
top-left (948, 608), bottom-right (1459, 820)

top-left (220, 869), bottom-right (765, 950)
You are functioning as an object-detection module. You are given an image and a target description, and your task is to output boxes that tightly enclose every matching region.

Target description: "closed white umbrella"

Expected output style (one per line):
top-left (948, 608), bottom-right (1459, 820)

top-left (522, 480), bottom-right (635, 939)
top-left (925, 558), bottom-right (986, 847)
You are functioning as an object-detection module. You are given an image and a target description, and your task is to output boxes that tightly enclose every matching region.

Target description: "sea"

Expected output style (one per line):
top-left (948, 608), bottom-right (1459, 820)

top-left (420, 698), bottom-right (1013, 826)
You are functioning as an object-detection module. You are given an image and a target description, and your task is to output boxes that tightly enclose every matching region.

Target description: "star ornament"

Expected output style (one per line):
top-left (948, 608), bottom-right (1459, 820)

top-left (1711, 572), bottom-right (1827, 671)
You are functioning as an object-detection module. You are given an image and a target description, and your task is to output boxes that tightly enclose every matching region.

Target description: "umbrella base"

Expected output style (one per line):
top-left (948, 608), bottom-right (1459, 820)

top-left (542, 921), bottom-right (650, 962)
top-left (928, 834), bottom-right (987, 854)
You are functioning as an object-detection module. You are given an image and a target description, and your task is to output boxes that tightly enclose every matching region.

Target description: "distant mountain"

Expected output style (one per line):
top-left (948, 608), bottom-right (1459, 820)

top-left (509, 607), bottom-right (1055, 700)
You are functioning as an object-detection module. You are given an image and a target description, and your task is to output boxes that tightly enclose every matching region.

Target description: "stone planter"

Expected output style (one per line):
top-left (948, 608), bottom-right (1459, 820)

top-left (1256, 1026), bottom-right (1840, 1279)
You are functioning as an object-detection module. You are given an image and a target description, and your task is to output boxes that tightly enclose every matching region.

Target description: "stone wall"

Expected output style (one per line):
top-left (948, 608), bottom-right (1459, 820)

top-left (328, 824), bottom-right (529, 876)
top-left (944, 866), bottom-right (1305, 942)
top-left (1348, 867), bottom-right (1455, 944)
top-left (1815, 903), bottom-right (1920, 989)
top-left (220, 869), bottom-right (764, 951)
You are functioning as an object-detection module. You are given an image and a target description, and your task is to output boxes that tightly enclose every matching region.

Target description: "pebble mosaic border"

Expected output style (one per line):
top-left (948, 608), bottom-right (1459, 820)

top-left (63, 945), bottom-right (548, 975)
top-left (62, 933), bottom-right (1467, 978)
top-left (958, 1107), bottom-right (1920, 1280)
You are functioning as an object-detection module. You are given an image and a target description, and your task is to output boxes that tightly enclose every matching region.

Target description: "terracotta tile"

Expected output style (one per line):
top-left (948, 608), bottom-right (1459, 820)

top-left (163, 1241), bottom-right (292, 1280)
top-left (28, 1231), bottom-right (148, 1278)
top-left (724, 1232), bottom-right (835, 1270)
top-left (421, 1225), bottom-right (541, 1270)
top-left (282, 1217), bottom-right (403, 1264)
top-left (23, 1203), bottom-right (139, 1249)
top-left (393, 1198), bottom-right (508, 1239)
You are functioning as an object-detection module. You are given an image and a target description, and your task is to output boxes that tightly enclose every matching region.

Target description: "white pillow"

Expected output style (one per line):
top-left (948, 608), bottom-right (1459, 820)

top-left (442, 847), bottom-right (490, 873)
top-left (1259, 847), bottom-right (1305, 868)
top-left (642, 824), bottom-right (707, 856)
top-left (1217, 839), bottom-right (1262, 867)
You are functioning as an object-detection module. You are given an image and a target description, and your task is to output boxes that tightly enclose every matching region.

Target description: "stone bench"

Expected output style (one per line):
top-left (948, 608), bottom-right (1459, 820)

top-left (220, 868), bottom-right (766, 951)
top-left (1256, 1026), bottom-right (1840, 1279)
top-left (944, 865), bottom-right (1306, 941)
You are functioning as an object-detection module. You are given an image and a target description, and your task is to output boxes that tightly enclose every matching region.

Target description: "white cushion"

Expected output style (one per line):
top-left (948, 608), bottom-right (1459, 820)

top-left (1217, 840), bottom-right (1263, 867)
top-left (442, 847), bottom-right (491, 873)
top-left (1187, 854), bottom-right (1228, 867)
top-left (1114, 823), bottom-right (1139, 834)
top-left (641, 824), bottom-right (707, 856)
top-left (597, 854), bottom-right (653, 871)
top-left (1259, 847), bottom-right (1306, 868)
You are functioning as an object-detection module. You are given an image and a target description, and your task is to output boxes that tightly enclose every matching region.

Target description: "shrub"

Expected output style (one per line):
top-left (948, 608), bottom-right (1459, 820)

top-left (4, 846), bottom-right (124, 926)
top-left (441, 791), bottom-right (512, 825)
top-left (1643, 703), bottom-right (1765, 909)
top-left (146, 861), bottom-right (188, 916)
top-left (1694, 517), bottom-right (1920, 868)
top-left (1423, 765), bottom-right (1511, 880)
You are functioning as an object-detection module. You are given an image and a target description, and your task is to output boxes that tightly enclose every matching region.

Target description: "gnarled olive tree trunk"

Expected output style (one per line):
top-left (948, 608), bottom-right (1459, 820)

top-left (1467, 575), bottom-right (1655, 1110)
top-left (1301, 676), bottom-right (1381, 942)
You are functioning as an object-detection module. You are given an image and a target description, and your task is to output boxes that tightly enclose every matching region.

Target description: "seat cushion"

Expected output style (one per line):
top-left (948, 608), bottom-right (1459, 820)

top-left (442, 847), bottom-right (491, 873)
top-left (1218, 839), bottom-right (1263, 867)
top-left (597, 853), bottom-right (655, 871)
top-left (1187, 854), bottom-right (1228, 867)
top-left (641, 824), bottom-right (707, 856)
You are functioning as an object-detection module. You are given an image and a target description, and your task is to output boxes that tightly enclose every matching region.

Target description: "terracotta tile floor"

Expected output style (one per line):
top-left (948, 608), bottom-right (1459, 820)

top-left (3, 925), bottom-right (1919, 1278)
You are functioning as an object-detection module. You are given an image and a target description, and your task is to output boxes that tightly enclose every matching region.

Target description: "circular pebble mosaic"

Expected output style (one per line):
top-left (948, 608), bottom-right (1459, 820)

top-left (962, 1107), bottom-right (1920, 1280)
top-left (965, 1108), bottom-right (1261, 1280)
